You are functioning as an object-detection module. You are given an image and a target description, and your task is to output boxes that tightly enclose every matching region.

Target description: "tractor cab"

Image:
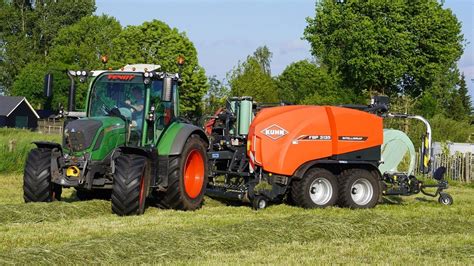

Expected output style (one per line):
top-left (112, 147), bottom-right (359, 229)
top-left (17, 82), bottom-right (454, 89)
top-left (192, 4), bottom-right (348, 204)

top-left (85, 66), bottom-right (179, 147)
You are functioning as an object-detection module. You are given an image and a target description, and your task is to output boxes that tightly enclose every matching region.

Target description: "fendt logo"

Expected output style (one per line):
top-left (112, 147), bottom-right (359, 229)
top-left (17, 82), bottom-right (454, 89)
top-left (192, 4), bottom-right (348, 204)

top-left (261, 124), bottom-right (288, 140)
top-left (107, 74), bottom-right (135, 81)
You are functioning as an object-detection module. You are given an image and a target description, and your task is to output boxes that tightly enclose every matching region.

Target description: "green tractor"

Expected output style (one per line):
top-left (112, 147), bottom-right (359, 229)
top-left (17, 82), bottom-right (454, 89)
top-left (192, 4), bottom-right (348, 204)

top-left (23, 63), bottom-right (209, 215)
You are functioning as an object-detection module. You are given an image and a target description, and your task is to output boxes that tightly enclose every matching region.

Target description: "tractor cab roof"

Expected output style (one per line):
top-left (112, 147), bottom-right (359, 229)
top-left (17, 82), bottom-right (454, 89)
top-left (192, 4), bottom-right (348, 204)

top-left (90, 64), bottom-right (162, 77)
top-left (121, 64), bottom-right (161, 72)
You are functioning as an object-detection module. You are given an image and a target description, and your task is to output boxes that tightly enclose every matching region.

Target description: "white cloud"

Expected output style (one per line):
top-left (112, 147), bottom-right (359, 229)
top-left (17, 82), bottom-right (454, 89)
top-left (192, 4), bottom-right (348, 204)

top-left (279, 39), bottom-right (309, 55)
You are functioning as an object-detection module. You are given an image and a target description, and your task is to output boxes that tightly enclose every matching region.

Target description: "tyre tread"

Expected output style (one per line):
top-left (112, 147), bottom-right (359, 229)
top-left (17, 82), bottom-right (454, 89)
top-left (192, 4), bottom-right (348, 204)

top-left (290, 168), bottom-right (338, 208)
top-left (156, 134), bottom-right (207, 211)
top-left (338, 168), bottom-right (379, 208)
top-left (23, 148), bottom-right (59, 202)
top-left (111, 154), bottom-right (146, 215)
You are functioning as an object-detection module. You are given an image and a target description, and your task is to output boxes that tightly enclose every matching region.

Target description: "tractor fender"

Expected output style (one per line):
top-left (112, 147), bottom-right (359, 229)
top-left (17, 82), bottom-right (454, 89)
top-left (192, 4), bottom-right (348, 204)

top-left (33, 141), bottom-right (62, 151)
top-left (111, 146), bottom-right (157, 173)
top-left (114, 146), bottom-right (153, 158)
top-left (159, 122), bottom-right (209, 156)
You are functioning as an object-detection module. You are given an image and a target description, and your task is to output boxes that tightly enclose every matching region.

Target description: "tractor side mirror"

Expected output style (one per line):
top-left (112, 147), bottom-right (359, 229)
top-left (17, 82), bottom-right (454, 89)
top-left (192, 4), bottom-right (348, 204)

top-left (44, 73), bottom-right (53, 98)
top-left (162, 77), bottom-right (173, 102)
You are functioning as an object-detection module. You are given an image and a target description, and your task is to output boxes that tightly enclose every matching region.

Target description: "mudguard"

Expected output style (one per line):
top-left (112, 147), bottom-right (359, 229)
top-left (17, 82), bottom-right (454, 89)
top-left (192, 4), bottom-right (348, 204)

top-left (111, 146), bottom-right (157, 174)
top-left (33, 141), bottom-right (62, 151)
top-left (158, 122), bottom-right (208, 156)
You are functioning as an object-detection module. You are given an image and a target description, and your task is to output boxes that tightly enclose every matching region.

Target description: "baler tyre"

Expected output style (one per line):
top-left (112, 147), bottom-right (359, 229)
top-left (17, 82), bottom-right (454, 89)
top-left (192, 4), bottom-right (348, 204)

top-left (338, 169), bottom-right (380, 209)
top-left (111, 154), bottom-right (149, 216)
top-left (23, 148), bottom-right (62, 202)
top-left (252, 196), bottom-right (268, 210)
top-left (290, 168), bottom-right (338, 208)
top-left (438, 192), bottom-right (453, 205)
top-left (157, 135), bottom-right (208, 210)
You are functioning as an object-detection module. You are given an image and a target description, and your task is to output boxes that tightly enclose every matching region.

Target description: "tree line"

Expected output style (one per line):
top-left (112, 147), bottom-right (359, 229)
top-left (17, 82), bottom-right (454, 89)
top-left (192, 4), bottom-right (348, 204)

top-left (207, 0), bottom-right (473, 143)
top-left (0, 0), bottom-right (206, 114)
top-left (1, 0), bottom-right (472, 143)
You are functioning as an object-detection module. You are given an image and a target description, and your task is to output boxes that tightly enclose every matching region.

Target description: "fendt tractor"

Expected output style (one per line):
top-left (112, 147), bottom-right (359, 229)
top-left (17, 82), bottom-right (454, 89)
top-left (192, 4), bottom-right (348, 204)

top-left (204, 96), bottom-right (452, 209)
top-left (23, 62), bottom-right (209, 215)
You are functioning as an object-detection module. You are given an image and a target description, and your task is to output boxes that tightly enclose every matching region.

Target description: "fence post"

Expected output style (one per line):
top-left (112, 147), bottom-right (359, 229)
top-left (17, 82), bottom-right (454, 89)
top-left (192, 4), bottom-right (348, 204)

top-left (8, 139), bottom-right (16, 152)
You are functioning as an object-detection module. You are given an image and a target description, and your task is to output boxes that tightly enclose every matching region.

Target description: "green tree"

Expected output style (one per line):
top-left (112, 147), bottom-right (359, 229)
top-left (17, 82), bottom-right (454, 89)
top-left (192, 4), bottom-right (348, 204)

top-left (0, 0), bottom-right (96, 93)
top-left (304, 0), bottom-right (463, 97)
top-left (10, 62), bottom-right (47, 109)
top-left (385, 93), bottom-right (473, 143)
top-left (227, 47), bottom-right (279, 102)
top-left (253, 45), bottom-right (272, 75)
top-left (457, 73), bottom-right (472, 116)
top-left (276, 60), bottom-right (350, 105)
top-left (11, 15), bottom-right (121, 110)
top-left (49, 15), bottom-right (121, 69)
top-left (203, 76), bottom-right (230, 115)
top-left (111, 20), bottom-right (207, 117)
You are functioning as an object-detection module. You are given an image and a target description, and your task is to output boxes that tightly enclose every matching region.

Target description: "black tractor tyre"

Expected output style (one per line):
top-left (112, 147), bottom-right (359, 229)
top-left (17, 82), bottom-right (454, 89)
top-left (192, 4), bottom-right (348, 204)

top-left (338, 169), bottom-right (380, 209)
top-left (156, 134), bottom-right (208, 210)
top-left (290, 168), bottom-right (338, 208)
top-left (111, 154), bottom-right (149, 216)
top-left (23, 148), bottom-right (62, 202)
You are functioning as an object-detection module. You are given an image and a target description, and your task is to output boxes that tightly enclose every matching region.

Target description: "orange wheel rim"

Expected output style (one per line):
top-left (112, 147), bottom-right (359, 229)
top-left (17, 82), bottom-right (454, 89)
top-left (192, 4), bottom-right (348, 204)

top-left (184, 149), bottom-right (205, 199)
top-left (139, 173), bottom-right (145, 206)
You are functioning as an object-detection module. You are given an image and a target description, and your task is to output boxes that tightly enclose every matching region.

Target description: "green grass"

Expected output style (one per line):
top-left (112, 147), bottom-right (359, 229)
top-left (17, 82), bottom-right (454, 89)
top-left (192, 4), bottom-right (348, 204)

top-left (0, 174), bottom-right (473, 264)
top-left (0, 128), bottom-right (61, 173)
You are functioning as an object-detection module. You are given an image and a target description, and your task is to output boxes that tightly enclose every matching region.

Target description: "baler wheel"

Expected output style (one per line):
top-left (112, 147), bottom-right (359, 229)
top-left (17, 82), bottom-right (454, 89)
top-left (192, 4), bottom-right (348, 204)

top-left (438, 192), bottom-right (453, 205)
top-left (23, 148), bottom-right (61, 202)
top-left (156, 134), bottom-right (208, 210)
top-left (338, 169), bottom-right (379, 208)
top-left (252, 196), bottom-right (268, 210)
top-left (290, 168), bottom-right (338, 208)
top-left (111, 154), bottom-right (148, 216)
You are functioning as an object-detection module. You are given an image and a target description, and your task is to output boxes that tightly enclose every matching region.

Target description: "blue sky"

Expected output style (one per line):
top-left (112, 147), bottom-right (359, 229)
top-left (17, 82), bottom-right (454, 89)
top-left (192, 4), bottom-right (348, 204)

top-left (96, 0), bottom-right (474, 100)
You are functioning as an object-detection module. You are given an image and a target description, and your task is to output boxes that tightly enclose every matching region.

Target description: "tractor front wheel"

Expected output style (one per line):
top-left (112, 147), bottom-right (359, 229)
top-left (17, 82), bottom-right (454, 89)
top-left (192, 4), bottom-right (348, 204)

top-left (157, 134), bottom-right (208, 210)
top-left (23, 148), bottom-right (61, 202)
top-left (111, 154), bottom-right (149, 216)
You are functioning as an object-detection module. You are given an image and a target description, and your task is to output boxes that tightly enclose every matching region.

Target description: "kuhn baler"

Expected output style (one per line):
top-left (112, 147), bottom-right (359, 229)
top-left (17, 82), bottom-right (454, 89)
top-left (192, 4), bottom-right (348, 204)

top-left (205, 97), bottom-right (452, 209)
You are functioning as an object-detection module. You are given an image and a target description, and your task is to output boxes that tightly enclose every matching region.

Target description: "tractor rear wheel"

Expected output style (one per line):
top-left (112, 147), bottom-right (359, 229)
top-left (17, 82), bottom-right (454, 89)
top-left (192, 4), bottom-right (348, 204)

top-left (338, 169), bottom-right (380, 208)
top-left (23, 148), bottom-right (61, 202)
top-left (111, 154), bottom-right (149, 216)
top-left (157, 134), bottom-right (208, 210)
top-left (290, 168), bottom-right (338, 208)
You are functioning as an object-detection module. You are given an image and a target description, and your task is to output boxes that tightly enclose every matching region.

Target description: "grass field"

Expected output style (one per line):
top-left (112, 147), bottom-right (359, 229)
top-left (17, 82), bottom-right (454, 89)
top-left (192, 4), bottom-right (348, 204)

top-left (0, 173), bottom-right (473, 264)
top-left (0, 128), bottom-right (60, 173)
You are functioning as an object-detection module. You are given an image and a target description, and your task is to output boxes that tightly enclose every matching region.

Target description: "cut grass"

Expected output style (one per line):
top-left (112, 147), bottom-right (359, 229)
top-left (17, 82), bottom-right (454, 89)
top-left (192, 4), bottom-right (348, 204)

top-left (0, 174), bottom-right (473, 264)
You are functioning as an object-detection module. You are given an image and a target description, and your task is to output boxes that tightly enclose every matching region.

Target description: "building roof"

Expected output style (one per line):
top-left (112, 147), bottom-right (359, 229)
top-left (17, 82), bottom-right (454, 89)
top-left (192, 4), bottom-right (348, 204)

top-left (0, 96), bottom-right (40, 119)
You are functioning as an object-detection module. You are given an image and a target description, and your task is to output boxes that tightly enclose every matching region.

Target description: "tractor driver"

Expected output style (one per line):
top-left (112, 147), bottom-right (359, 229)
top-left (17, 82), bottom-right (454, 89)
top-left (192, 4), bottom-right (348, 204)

top-left (125, 86), bottom-right (144, 113)
top-left (125, 86), bottom-right (145, 129)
